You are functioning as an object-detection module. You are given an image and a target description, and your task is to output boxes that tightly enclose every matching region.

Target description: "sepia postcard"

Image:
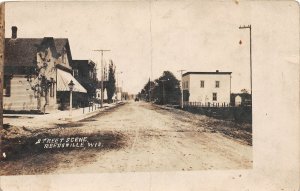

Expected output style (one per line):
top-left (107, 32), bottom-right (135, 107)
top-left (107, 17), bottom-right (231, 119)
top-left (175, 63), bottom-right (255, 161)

top-left (0, 0), bottom-right (299, 190)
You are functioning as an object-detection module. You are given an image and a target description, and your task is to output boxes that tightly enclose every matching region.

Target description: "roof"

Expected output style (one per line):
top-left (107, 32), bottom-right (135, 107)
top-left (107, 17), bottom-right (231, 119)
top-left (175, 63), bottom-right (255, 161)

top-left (182, 71), bottom-right (232, 77)
top-left (4, 37), bottom-right (70, 68)
top-left (5, 38), bottom-right (42, 67)
top-left (72, 60), bottom-right (95, 68)
top-left (231, 93), bottom-right (251, 98)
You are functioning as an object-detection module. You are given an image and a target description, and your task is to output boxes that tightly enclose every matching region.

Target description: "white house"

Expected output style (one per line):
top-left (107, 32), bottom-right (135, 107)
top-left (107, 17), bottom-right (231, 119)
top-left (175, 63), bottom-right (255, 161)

top-left (182, 71), bottom-right (232, 105)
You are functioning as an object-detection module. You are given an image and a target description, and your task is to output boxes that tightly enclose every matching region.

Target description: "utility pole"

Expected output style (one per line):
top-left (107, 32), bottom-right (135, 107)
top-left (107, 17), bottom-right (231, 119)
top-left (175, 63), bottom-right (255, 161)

top-left (121, 80), bottom-right (124, 100)
top-left (178, 69), bottom-right (185, 109)
top-left (239, 25), bottom-right (252, 95)
top-left (93, 49), bottom-right (111, 107)
top-left (116, 71), bottom-right (122, 101)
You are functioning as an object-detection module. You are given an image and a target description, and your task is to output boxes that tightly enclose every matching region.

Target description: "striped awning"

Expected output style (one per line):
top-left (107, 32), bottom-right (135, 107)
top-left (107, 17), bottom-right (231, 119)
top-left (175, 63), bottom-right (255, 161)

top-left (57, 69), bottom-right (87, 93)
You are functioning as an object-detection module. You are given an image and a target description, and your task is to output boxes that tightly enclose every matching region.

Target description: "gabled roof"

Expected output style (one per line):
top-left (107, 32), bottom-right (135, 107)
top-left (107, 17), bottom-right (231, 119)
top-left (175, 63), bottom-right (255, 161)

top-left (182, 71), bottom-right (232, 77)
top-left (4, 37), bottom-right (71, 68)
top-left (5, 38), bottom-right (42, 67)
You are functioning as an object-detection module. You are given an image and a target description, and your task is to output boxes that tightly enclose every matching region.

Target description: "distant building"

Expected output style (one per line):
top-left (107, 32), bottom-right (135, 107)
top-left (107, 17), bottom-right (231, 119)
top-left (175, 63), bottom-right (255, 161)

top-left (95, 81), bottom-right (108, 102)
top-left (115, 87), bottom-right (122, 100)
top-left (230, 93), bottom-right (252, 106)
top-left (3, 26), bottom-right (86, 112)
top-left (182, 71), bottom-right (232, 105)
top-left (72, 60), bottom-right (98, 106)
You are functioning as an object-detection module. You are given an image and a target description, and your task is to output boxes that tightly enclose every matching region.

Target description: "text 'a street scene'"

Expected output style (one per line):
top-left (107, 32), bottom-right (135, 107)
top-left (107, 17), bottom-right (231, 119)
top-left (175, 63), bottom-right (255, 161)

top-left (1, 2), bottom-right (252, 175)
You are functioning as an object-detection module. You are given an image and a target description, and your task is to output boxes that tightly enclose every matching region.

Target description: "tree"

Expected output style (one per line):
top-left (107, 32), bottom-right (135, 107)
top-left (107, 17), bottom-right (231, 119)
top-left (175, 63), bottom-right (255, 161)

top-left (106, 60), bottom-right (116, 103)
top-left (153, 71), bottom-right (181, 105)
top-left (27, 48), bottom-right (56, 111)
top-left (142, 79), bottom-right (155, 101)
top-left (139, 71), bottom-right (181, 105)
top-left (183, 90), bottom-right (190, 102)
top-left (241, 89), bottom-right (249, 94)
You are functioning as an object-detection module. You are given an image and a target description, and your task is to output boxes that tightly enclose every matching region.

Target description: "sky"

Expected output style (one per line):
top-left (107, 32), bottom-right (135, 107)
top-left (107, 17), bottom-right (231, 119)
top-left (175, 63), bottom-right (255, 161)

top-left (5, 1), bottom-right (299, 94)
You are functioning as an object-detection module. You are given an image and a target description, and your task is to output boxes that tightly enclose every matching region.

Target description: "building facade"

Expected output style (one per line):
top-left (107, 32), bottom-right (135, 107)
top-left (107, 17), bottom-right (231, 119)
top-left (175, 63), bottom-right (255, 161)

top-left (4, 26), bottom-right (86, 113)
top-left (72, 60), bottom-right (98, 106)
top-left (182, 71), bottom-right (232, 105)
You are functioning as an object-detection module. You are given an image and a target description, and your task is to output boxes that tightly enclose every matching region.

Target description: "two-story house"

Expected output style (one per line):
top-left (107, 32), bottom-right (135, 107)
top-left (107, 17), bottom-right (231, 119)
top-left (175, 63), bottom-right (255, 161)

top-left (182, 70), bottom-right (232, 105)
top-left (4, 26), bottom-right (87, 113)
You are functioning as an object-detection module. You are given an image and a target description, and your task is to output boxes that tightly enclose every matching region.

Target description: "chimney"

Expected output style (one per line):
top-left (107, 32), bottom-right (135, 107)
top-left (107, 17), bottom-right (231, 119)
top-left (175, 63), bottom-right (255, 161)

top-left (216, 70), bottom-right (219, 72)
top-left (11, 26), bottom-right (17, 39)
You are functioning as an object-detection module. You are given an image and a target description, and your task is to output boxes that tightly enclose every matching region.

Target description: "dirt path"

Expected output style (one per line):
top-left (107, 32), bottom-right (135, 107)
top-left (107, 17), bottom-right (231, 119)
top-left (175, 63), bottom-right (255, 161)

top-left (0, 101), bottom-right (252, 175)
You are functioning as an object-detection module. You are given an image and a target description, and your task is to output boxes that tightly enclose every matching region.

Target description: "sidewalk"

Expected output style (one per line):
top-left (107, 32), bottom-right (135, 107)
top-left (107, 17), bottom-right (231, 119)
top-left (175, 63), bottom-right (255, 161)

top-left (3, 102), bottom-right (124, 130)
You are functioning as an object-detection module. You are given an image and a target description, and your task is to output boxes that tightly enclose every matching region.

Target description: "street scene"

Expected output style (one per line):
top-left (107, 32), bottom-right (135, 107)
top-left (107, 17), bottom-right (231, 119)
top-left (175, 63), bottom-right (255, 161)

top-left (1, 1), bottom-right (253, 175)
top-left (1, 101), bottom-right (252, 175)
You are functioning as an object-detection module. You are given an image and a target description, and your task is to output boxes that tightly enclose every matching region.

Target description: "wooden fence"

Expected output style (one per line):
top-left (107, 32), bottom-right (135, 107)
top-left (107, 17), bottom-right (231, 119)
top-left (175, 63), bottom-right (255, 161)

top-left (183, 102), bottom-right (252, 123)
top-left (183, 102), bottom-right (231, 108)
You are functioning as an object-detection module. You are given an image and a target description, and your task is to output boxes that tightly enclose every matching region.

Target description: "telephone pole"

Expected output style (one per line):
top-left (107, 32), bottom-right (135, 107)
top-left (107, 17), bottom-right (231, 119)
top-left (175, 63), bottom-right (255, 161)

top-left (178, 69), bottom-right (185, 109)
top-left (93, 49), bottom-right (111, 107)
top-left (239, 25), bottom-right (252, 95)
top-left (116, 71), bottom-right (123, 101)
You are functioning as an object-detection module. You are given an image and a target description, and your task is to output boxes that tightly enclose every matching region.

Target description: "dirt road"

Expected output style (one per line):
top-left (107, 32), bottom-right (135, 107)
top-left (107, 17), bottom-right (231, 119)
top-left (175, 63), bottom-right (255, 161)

top-left (0, 101), bottom-right (252, 175)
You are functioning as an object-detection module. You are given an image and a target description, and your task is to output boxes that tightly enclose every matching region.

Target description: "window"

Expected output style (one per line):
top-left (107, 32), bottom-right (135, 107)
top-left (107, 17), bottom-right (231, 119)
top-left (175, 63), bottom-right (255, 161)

top-left (73, 69), bottom-right (79, 77)
top-left (50, 83), bottom-right (54, 97)
top-left (215, 81), bottom-right (220, 88)
top-left (3, 75), bottom-right (11, 97)
top-left (50, 81), bottom-right (55, 98)
top-left (200, 80), bottom-right (204, 88)
top-left (213, 93), bottom-right (217, 101)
